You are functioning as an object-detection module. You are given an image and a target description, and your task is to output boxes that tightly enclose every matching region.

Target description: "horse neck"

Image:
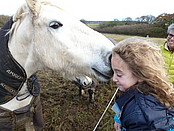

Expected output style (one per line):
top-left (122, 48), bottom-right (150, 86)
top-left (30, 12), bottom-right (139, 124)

top-left (8, 35), bottom-right (43, 78)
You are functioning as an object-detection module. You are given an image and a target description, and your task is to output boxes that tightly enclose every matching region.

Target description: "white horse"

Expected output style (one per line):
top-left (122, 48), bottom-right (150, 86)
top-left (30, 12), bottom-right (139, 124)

top-left (0, 0), bottom-right (114, 130)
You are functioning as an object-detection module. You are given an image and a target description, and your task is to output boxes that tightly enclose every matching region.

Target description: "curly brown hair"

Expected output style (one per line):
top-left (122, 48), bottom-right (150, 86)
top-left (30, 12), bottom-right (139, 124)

top-left (112, 37), bottom-right (174, 108)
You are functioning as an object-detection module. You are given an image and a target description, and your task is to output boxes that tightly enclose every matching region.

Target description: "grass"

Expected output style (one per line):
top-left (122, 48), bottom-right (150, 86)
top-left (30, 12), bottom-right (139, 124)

top-left (86, 23), bottom-right (100, 29)
top-left (103, 33), bottom-right (166, 45)
top-left (38, 69), bottom-right (116, 131)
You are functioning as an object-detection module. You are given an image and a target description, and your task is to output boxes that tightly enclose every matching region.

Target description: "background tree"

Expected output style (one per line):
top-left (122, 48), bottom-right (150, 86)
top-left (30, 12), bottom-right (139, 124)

top-left (135, 15), bottom-right (155, 24)
top-left (145, 15), bottom-right (155, 24)
top-left (153, 13), bottom-right (174, 30)
top-left (114, 18), bottom-right (119, 21)
top-left (123, 17), bottom-right (132, 21)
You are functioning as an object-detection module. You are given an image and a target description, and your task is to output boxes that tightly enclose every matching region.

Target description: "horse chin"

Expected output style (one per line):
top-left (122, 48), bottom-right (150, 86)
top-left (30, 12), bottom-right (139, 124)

top-left (92, 68), bottom-right (113, 81)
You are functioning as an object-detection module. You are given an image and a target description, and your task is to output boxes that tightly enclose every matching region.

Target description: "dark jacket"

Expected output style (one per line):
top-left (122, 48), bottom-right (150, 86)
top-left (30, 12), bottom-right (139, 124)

top-left (113, 88), bottom-right (174, 131)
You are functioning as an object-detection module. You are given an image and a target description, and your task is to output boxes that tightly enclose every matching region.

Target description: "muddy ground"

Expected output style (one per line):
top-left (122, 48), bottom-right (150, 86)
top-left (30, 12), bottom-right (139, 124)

top-left (37, 69), bottom-right (117, 131)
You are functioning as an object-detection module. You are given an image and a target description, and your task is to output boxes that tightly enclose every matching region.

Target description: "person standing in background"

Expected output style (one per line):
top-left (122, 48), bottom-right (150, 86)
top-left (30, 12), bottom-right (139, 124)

top-left (161, 23), bottom-right (174, 83)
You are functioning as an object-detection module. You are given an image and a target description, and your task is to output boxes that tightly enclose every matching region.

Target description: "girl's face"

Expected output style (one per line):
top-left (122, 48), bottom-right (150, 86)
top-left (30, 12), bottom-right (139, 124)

top-left (111, 53), bottom-right (139, 91)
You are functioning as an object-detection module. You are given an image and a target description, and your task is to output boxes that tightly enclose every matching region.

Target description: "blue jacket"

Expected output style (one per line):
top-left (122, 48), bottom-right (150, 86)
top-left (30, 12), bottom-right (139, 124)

top-left (112, 88), bottom-right (174, 131)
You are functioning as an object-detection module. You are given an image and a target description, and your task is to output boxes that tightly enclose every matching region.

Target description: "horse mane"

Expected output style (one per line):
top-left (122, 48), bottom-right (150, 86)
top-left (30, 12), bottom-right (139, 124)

top-left (41, 1), bottom-right (64, 11)
top-left (13, 0), bottom-right (64, 22)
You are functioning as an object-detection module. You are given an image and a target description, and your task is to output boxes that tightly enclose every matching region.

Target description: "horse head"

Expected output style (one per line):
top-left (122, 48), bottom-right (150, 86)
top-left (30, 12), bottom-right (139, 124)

top-left (9, 0), bottom-right (114, 82)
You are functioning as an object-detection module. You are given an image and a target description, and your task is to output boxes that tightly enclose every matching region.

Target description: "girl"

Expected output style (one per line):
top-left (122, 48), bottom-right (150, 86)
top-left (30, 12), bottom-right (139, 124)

top-left (111, 37), bottom-right (174, 131)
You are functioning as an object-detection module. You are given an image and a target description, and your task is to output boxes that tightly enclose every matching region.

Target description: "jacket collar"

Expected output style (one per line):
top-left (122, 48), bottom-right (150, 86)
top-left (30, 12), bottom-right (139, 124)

top-left (116, 88), bottom-right (139, 109)
top-left (164, 42), bottom-right (169, 51)
top-left (164, 42), bottom-right (174, 53)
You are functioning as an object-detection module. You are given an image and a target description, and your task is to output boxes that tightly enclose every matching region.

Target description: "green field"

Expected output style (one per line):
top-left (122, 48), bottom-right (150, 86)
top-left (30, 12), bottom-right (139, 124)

top-left (103, 33), bottom-right (166, 45)
top-left (87, 23), bottom-right (100, 29)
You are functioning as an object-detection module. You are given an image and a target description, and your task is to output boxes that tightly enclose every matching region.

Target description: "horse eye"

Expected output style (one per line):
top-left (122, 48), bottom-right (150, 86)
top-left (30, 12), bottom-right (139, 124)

top-left (49, 21), bottom-right (63, 29)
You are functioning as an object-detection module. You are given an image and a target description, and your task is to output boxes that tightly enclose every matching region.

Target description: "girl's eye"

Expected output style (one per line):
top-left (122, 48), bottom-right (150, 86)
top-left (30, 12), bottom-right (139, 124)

top-left (116, 74), bottom-right (122, 77)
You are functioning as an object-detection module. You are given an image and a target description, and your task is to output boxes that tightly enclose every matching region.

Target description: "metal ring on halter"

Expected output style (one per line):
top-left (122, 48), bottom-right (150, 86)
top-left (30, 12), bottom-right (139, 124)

top-left (16, 92), bottom-right (31, 101)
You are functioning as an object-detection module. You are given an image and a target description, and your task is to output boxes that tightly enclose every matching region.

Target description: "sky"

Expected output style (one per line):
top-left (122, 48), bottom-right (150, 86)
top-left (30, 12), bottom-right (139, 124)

top-left (0, 0), bottom-right (174, 21)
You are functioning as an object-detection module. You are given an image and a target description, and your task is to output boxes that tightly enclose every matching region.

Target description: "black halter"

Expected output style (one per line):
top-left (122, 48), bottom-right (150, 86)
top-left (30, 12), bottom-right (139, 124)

top-left (0, 17), bottom-right (27, 104)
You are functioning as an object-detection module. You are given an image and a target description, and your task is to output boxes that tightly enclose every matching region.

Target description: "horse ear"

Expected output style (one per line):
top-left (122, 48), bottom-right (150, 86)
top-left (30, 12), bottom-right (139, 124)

top-left (26, 0), bottom-right (41, 16)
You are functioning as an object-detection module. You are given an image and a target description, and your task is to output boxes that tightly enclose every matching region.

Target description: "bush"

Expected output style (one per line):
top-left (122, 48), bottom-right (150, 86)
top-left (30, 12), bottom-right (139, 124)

top-left (95, 24), bottom-right (166, 38)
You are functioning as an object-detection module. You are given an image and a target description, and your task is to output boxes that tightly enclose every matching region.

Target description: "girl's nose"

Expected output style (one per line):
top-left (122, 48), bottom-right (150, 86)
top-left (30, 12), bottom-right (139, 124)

top-left (112, 74), bottom-right (118, 82)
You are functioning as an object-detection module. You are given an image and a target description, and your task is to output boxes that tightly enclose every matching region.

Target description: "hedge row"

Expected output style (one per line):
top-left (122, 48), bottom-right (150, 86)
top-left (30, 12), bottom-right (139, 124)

top-left (95, 24), bottom-right (167, 38)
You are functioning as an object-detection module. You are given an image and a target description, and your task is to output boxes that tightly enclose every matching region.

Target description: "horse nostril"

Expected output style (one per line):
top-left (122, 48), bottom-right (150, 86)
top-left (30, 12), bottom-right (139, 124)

top-left (83, 82), bottom-right (87, 86)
